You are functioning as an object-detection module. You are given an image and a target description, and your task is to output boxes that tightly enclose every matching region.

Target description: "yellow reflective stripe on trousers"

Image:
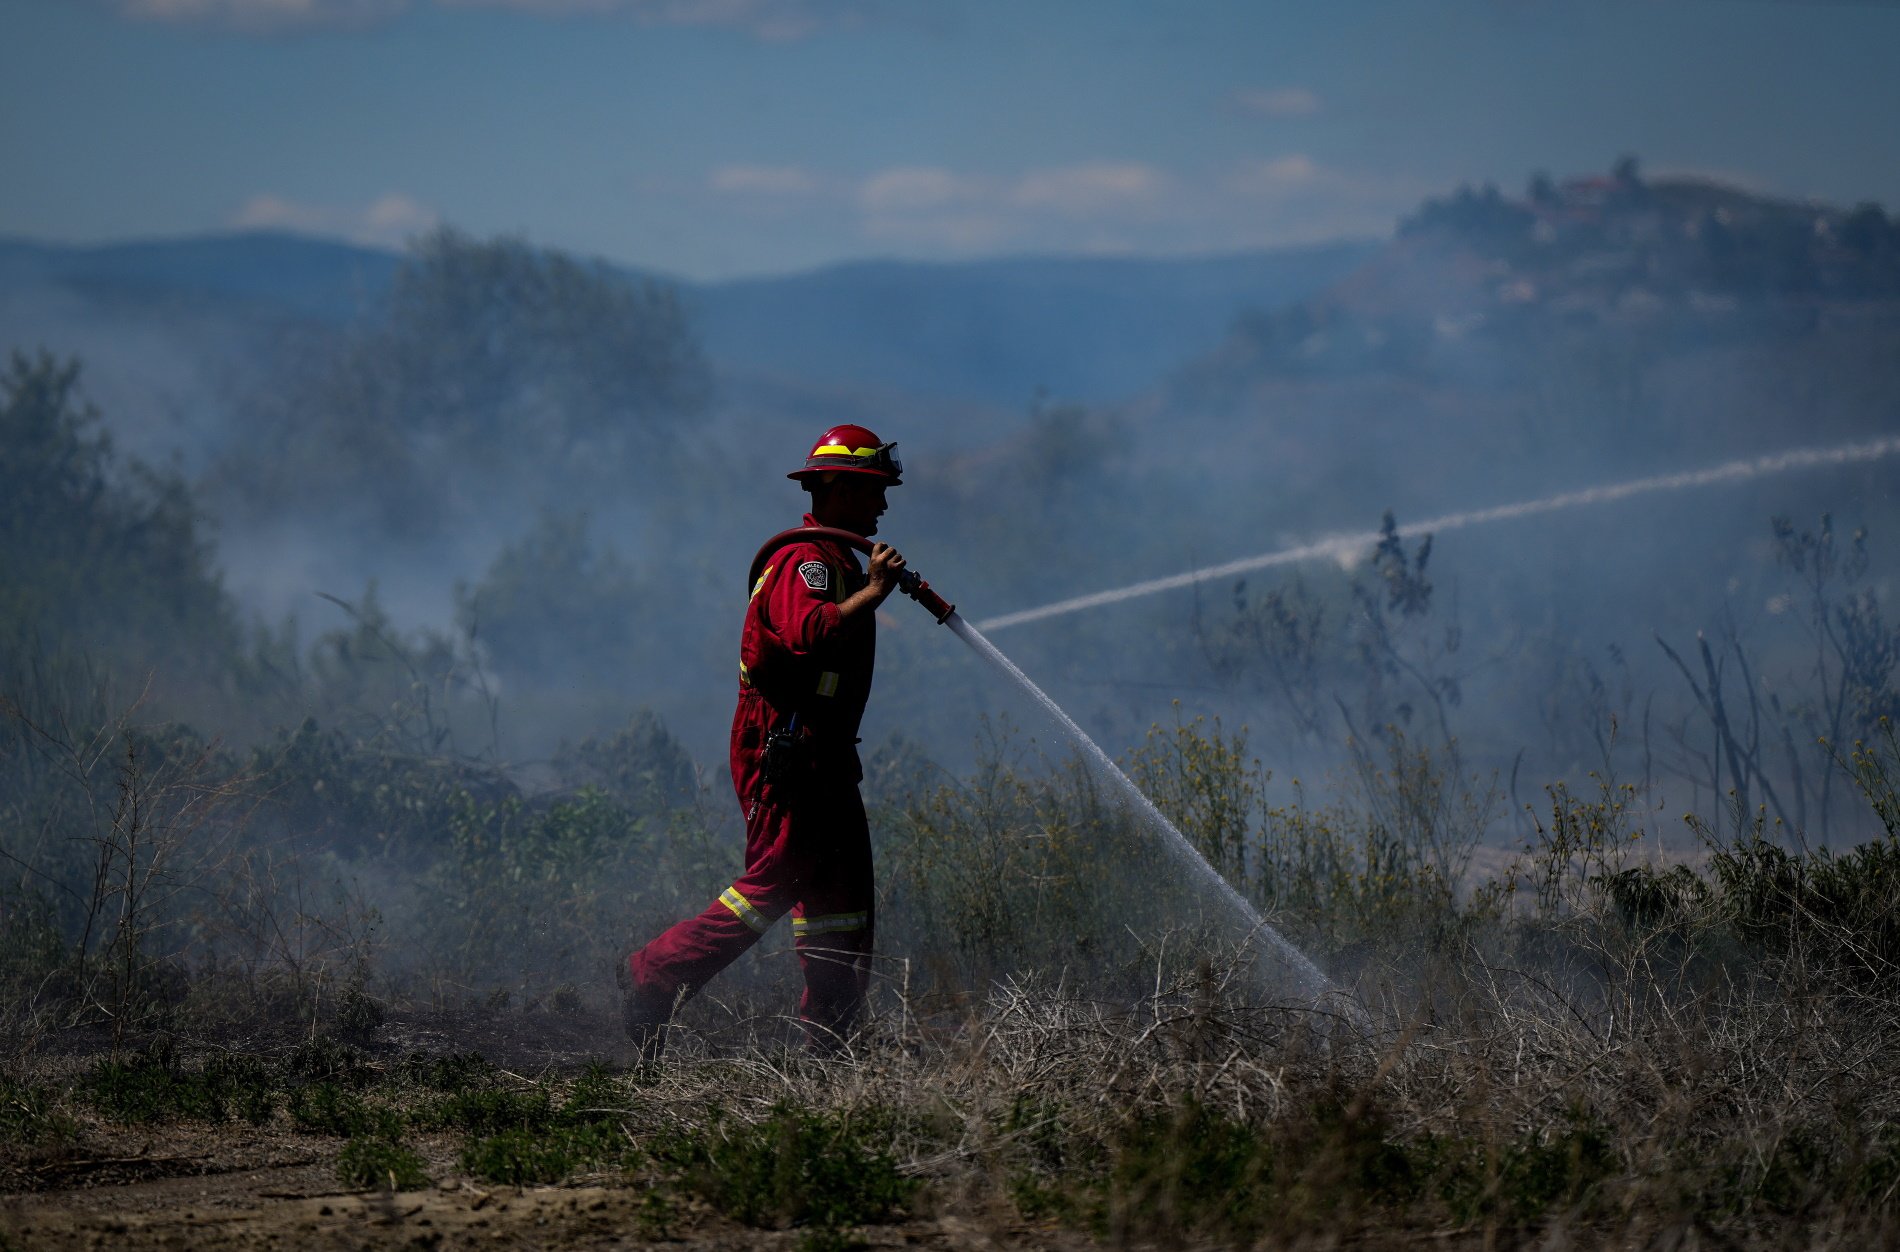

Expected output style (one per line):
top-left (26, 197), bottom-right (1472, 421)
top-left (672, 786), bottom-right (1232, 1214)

top-left (719, 887), bottom-right (770, 933)
top-left (792, 911), bottom-right (867, 937)
top-left (816, 671), bottom-right (839, 697)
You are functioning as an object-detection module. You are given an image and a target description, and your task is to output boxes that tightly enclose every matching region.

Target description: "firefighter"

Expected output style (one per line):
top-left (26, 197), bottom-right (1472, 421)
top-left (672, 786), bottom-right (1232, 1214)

top-left (618, 425), bottom-right (906, 1055)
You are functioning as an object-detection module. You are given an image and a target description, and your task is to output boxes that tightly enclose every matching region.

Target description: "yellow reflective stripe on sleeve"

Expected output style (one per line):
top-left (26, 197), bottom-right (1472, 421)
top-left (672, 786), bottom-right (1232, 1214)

top-left (816, 671), bottom-right (839, 697)
top-left (718, 887), bottom-right (770, 934)
top-left (751, 564), bottom-right (775, 599)
top-left (792, 911), bottom-right (868, 937)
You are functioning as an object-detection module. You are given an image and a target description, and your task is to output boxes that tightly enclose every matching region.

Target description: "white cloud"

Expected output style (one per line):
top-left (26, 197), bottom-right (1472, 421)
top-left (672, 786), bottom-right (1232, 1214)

top-left (1008, 161), bottom-right (1167, 214)
top-left (845, 154), bottom-right (1427, 256)
top-left (709, 164), bottom-right (822, 196)
top-left (1226, 154), bottom-right (1322, 195)
top-left (114, 0), bottom-right (408, 31)
top-left (231, 191), bottom-right (439, 246)
top-left (859, 209), bottom-right (1015, 251)
top-left (682, 152), bottom-right (1425, 263)
top-left (1216, 155), bottom-right (1438, 246)
top-left (1227, 86), bottom-right (1322, 119)
top-left (116, 0), bottom-right (865, 37)
top-left (440, 0), bottom-right (855, 40)
top-left (857, 166), bottom-right (980, 214)
top-left (851, 161), bottom-right (1168, 248)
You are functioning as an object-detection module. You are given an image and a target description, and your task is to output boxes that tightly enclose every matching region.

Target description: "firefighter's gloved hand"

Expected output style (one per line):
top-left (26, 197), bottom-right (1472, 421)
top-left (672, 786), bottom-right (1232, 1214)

top-left (866, 542), bottom-right (907, 602)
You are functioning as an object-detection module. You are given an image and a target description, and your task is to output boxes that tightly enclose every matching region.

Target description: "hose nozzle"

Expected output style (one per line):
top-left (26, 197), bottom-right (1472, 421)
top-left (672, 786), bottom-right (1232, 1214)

top-left (897, 569), bottom-right (956, 624)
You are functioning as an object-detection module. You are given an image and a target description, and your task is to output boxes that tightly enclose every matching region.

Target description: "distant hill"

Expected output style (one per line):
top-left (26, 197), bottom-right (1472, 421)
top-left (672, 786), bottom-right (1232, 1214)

top-left (0, 231), bottom-right (1377, 416)
top-left (0, 232), bottom-right (401, 321)
top-left (686, 244), bottom-right (1377, 405)
top-left (1171, 169), bottom-right (1900, 390)
top-left (1141, 166), bottom-right (1900, 546)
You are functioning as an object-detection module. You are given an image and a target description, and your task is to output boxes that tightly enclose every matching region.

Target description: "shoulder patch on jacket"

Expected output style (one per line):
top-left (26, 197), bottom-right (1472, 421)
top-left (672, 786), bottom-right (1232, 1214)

top-left (798, 560), bottom-right (830, 592)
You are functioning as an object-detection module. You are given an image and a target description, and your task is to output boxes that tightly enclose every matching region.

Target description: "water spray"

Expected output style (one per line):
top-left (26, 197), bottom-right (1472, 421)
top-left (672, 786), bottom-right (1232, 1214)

top-left (977, 434), bottom-right (1900, 632)
top-left (750, 527), bottom-right (1348, 1012)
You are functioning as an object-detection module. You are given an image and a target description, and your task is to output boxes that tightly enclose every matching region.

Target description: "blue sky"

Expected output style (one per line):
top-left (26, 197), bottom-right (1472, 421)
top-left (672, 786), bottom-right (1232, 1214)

top-left (3, 0), bottom-right (1897, 279)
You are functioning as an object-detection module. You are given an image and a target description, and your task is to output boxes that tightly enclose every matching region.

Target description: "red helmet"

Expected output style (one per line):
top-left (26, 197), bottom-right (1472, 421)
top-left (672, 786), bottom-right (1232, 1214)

top-left (787, 424), bottom-right (903, 485)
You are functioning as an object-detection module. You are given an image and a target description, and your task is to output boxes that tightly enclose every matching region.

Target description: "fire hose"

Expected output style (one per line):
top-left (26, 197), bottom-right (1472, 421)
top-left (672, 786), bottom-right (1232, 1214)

top-left (747, 527), bottom-right (956, 623)
top-left (744, 526), bottom-right (1347, 1007)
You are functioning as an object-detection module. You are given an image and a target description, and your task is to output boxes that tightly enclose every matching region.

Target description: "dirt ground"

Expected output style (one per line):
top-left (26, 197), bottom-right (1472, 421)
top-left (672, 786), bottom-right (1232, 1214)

top-left (0, 1002), bottom-right (1094, 1252)
top-left (0, 1129), bottom-right (1078, 1251)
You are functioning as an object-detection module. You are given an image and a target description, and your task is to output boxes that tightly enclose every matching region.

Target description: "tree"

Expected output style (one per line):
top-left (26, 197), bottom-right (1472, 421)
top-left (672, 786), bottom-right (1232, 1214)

top-left (454, 509), bottom-right (651, 688)
top-left (0, 352), bottom-right (236, 681)
top-left (1841, 202), bottom-right (1890, 256)
top-left (217, 229), bottom-right (711, 536)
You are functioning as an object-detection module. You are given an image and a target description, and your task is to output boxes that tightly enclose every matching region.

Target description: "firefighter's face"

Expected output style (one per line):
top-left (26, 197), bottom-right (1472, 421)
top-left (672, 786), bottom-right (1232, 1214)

top-left (813, 475), bottom-right (888, 537)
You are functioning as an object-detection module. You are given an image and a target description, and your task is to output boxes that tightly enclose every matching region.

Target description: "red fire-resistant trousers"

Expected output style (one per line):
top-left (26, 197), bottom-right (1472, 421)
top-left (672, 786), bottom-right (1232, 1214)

top-left (626, 774), bottom-right (875, 1039)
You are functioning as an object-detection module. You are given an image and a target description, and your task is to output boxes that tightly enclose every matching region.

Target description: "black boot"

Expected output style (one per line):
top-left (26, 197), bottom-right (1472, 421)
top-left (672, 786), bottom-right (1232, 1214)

top-left (616, 955), bottom-right (671, 1062)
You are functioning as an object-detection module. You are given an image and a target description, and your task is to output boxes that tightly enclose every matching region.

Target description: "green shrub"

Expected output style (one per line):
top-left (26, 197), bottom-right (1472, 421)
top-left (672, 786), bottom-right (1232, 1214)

top-left (1704, 827), bottom-right (1900, 987)
top-left (412, 1087), bottom-right (553, 1136)
top-left (459, 1122), bottom-right (629, 1185)
top-left (1847, 718), bottom-right (1900, 839)
top-left (1102, 1098), bottom-right (1421, 1241)
top-left (1009, 1096), bottom-right (1620, 1241)
top-left (397, 1050), bottom-right (497, 1093)
top-left (282, 1035), bottom-right (376, 1087)
top-left (245, 717), bottom-right (512, 860)
top-left (551, 710), bottom-right (700, 816)
top-left (887, 716), bottom-right (1489, 990)
top-left (0, 1075), bottom-right (78, 1148)
top-left (1105, 1103), bottom-right (1280, 1241)
top-left (1425, 1112), bottom-right (1617, 1226)
top-left (0, 888), bottom-right (66, 996)
top-left (425, 782), bottom-right (730, 988)
top-left (288, 1081), bottom-right (400, 1138)
top-left (651, 1104), bottom-right (917, 1230)
top-left (78, 1046), bottom-right (274, 1126)
top-left (335, 983), bottom-right (384, 1044)
top-left (337, 1134), bottom-right (430, 1191)
top-left (558, 1062), bottom-right (629, 1124)
top-left (884, 732), bottom-right (1173, 986)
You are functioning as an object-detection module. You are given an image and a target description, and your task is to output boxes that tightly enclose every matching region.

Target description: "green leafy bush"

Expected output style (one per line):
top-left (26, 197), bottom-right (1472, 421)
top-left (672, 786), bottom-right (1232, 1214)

top-left (283, 1036), bottom-right (376, 1087)
top-left (0, 1075), bottom-right (78, 1148)
top-left (337, 1134), bottom-right (430, 1191)
top-left (288, 1081), bottom-right (401, 1138)
top-left (651, 1104), bottom-right (917, 1231)
top-left (412, 1087), bottom-right (554, 1136)
top-left (245, 717), bottom-right (514, 860)
top-left (460, 1122), bottom-right (629, 1186)
top-left (396, 1050), bottom-right (498, 1093)
top-left (78, 1046), bottom-right (275, 1126)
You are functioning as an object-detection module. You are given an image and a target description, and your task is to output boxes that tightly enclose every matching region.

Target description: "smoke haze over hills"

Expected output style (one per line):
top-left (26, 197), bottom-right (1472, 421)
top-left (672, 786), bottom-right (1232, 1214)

top-left (1, 167), bottom-right (1897, 849)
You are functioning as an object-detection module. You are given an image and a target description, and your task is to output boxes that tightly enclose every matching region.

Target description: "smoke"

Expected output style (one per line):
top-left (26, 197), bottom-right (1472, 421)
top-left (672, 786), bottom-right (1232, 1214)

top-left (946, 612), bottom-right (1344, 1006)
top-left (977, 435), bottom-right (1900, 632)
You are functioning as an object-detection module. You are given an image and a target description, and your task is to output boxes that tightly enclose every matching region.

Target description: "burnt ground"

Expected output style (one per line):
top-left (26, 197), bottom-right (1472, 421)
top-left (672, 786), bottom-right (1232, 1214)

top-left (0, 1001), bottom-right (1094, 1251)
top-left (1, 1150), bottom-right (1067, 1251)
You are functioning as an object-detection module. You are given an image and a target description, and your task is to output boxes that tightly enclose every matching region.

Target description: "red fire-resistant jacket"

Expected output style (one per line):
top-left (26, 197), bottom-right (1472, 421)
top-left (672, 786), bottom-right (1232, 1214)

top-left (734, 515), bottom-right (877, 783)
